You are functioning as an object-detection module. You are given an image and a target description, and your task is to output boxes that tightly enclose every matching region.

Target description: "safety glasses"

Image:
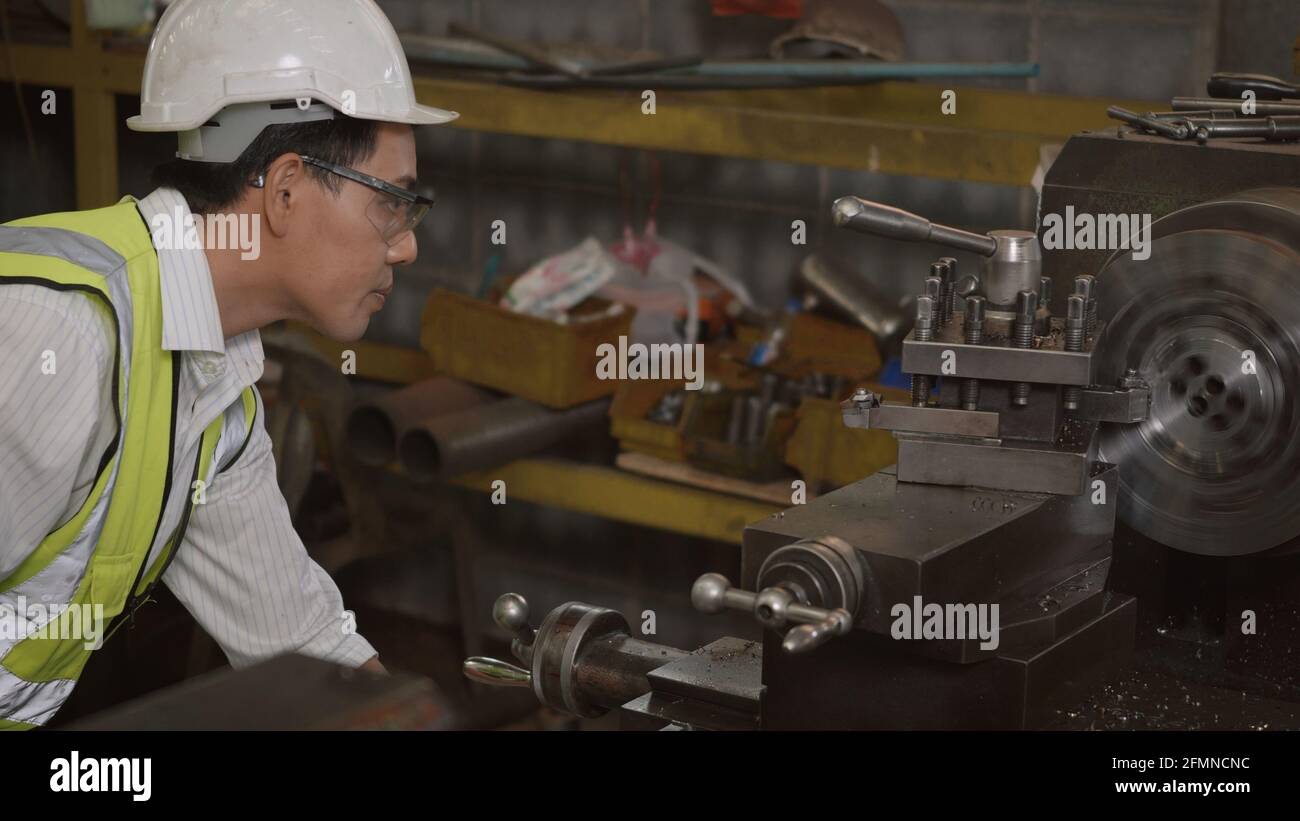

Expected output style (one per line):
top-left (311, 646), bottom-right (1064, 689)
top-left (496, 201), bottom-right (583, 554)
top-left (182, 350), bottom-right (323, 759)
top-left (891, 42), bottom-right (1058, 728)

top-left (297, 155), bottom-right (435, 245)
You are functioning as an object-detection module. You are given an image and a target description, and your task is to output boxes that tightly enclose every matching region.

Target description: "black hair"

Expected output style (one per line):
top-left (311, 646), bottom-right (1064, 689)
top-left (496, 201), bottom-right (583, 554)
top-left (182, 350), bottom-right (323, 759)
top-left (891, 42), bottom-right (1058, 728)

top-left (150, 114), bottom-right (380, 214)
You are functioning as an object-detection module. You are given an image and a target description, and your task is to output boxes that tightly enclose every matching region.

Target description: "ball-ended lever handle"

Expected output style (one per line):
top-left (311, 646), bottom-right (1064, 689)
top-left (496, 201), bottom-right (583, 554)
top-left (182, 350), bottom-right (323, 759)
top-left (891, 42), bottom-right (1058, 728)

top-left (462, 593), bottom-right (538, 688)
top-left (832, 196), bottom-right (998, 257)
top-left (691, 572), bottom-right (853, 654)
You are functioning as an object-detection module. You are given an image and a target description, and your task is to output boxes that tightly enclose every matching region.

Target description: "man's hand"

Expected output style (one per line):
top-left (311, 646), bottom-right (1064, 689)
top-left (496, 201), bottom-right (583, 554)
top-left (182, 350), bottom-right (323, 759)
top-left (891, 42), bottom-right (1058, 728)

top-left (360, 656), bottom-right (388, 675)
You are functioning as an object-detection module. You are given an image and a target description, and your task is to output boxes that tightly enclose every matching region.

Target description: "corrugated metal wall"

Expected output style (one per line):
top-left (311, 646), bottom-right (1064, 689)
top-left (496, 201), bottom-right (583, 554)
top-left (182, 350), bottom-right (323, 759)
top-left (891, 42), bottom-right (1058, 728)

top-left (4, 1), bottom-right (1299, 349)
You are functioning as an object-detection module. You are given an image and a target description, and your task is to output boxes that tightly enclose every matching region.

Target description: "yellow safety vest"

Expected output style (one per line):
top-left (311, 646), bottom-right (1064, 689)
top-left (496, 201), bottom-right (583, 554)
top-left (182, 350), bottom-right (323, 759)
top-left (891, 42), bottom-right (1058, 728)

top-left (0, 198), bottom-right (256, 729)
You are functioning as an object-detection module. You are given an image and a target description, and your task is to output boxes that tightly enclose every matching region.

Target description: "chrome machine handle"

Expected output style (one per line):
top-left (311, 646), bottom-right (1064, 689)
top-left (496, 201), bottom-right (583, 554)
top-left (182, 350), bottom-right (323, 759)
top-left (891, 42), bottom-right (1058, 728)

top-left (462, 657), bottom-right (532, 687)
top-left (460, 593), bottom-right (539, 688)
top-left (691, 573), bottom-right (853, 654)
top-left (832, 196), bottom-right (998, 257)
top-left (462, 593), bottom-right (680, 718)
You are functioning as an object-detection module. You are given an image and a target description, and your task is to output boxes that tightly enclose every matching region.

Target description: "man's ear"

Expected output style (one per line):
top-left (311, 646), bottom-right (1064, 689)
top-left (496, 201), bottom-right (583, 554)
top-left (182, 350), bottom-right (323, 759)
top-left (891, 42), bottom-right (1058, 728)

top-left (260, 153), bottom-right (306, 239)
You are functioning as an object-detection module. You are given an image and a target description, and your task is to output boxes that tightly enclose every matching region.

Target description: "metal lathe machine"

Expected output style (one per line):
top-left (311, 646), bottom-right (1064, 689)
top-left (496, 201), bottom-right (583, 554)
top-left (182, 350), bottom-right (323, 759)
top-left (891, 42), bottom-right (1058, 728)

top-left (463, 126), bottom-right (1300, 730)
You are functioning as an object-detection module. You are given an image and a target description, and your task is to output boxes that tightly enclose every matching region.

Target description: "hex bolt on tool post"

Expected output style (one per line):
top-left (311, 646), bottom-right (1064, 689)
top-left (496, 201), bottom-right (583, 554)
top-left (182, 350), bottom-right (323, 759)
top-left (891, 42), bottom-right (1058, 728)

top-left (1062, 294), bottom-right (1087, 412)
top-left (931, 259), bottom-right (953, 324)
top-left (962, 295), bottom-right (986, 410)
top-left (924, 274), bottom-right (942, 308)
top-left (1073, 274), bottom-right (1097, 338)
top-left (1010, 289), bottom-right (1038, 406)
top-left (912, 295), bottom-right (935, 406)
top-left (939, 257), bottom-right (959, 324)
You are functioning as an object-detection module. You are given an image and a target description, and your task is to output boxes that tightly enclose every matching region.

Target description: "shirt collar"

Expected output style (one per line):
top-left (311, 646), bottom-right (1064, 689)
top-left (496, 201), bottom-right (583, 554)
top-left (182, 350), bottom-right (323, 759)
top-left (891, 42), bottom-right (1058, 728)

top-left (136, 187), bottom-right (264, 379)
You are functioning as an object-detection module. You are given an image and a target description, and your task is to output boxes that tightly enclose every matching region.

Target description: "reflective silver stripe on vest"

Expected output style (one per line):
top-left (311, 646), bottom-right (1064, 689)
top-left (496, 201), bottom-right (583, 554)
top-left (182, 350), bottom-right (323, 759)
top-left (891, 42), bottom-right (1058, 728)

top-left (0, 226), bottom-right (126, 278)
top-left (0, 667), bottom-right (76, 726)
top-left (0, 225), bottom-right (131, 727)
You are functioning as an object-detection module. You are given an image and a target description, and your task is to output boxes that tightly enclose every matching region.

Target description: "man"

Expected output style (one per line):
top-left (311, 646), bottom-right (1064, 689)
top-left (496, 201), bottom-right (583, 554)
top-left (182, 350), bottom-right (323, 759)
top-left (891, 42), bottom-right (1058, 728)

top-left (0, 0), bottom-right (457, 729)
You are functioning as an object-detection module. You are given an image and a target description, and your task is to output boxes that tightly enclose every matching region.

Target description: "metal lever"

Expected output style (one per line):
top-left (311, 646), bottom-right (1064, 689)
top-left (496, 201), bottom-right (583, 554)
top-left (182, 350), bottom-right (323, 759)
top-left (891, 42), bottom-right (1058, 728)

top-left (1206, 71), bottom-right (1300, 102)
top-left (691, 573), bottom-right (853, 654)
top-left (1106, 106), bottom-right (1191, 139)
top-left (463, 657), bottom-right (532, 687)
top-left (832, 196), bottom-right (998, 257)
top-left (492, 592), bottom-right (537, 664)
top-left (462, 593), bottom-right (538, 687)
top-left (783, 614), bottom-right (852, 654)
top-left (463, 593), bottom-right (688, 717)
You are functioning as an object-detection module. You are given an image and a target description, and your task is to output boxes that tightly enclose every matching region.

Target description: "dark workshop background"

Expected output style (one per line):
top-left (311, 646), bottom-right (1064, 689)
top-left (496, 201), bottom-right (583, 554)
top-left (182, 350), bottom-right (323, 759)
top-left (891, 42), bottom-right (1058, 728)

top-left (3, 0), bottom-right (1298, 333)
top-left (2, 0), bottom-right (1299, 728)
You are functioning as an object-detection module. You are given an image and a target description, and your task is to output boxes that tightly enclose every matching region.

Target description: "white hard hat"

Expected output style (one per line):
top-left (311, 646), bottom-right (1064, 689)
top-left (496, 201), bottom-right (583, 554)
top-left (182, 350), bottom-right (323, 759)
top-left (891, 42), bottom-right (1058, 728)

top-left (127, 0), bottom-right (457, 162)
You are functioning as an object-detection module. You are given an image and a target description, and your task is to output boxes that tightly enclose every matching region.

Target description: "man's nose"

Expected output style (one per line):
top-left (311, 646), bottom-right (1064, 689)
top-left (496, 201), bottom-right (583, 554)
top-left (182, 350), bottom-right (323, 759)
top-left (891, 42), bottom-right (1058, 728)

top-left (387, 230), bottom-right (418, 265)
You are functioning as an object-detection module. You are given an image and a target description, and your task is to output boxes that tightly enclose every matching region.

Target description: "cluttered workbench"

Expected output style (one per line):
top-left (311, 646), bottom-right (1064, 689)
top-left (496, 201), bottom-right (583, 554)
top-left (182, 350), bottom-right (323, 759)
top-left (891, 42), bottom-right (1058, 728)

top-left (318, 256), bottom-right (907, 545)
top-left (279, 320), bottom-right (780, 546)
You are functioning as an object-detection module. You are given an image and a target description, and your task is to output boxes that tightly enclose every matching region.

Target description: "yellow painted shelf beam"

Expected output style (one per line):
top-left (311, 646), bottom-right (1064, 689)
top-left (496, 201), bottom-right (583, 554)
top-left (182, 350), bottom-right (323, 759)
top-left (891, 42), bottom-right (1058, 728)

top-left (283, 321), bottom-right (439, 384)
top-left (450, 457), bottom-right (782, 545)
top-left (426, 76), bottom-right (1155, 186)
top-left (2, 30), bottom-right (1159, 208)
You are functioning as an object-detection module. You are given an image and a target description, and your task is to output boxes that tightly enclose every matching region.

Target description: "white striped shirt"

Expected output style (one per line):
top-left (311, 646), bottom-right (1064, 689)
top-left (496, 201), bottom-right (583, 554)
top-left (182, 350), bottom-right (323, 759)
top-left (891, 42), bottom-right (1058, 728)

top-left (0, 187), bottom-right (377, 671)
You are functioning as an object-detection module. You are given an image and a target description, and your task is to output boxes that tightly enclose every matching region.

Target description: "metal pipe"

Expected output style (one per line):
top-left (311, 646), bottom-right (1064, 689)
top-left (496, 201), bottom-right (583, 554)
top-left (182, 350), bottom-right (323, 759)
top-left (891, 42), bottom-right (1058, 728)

top-left (1106, 106), bottom-right (1190, 139)
top-left (668, 61), bottom-right (1039, 80)
top-left (346, 378), bottom-right (497, 467)
top-left (797, 254), bottom-right (906, 347)
top-left (398, 396), bottom-right (611, 481)
top-left (744, 395), bottom-right (766, 444)
top-left (726, 395), bottom-right (746, 444)
top-left (1187, 115), bottom-right (1300, 140)
top-left (446, 21), bottom-right (586, 78)
top-left (396, 36), bottom-right (1039, 81)
top-left (1172, 96), bottom-right (1300, 115)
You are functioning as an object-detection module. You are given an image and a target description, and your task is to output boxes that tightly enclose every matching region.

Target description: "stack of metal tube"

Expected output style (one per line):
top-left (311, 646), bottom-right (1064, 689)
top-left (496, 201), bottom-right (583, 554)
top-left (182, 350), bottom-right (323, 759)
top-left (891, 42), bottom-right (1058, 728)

top-left (346, 377), bottom-right (610, 480)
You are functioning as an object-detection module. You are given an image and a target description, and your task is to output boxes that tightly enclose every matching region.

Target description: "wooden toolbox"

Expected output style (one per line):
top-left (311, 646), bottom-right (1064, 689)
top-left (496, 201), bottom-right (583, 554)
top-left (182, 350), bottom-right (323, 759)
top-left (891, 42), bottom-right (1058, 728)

top-left (420, 287), bottom-right (634, 409)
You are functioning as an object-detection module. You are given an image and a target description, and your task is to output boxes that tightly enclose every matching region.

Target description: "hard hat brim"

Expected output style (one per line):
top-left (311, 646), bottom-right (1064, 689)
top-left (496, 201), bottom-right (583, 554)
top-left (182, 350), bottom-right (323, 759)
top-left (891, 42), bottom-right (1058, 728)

top-left (372, 103), bottom-right (460, 126)
top-left (126, 102), bottom-right (458, 133)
